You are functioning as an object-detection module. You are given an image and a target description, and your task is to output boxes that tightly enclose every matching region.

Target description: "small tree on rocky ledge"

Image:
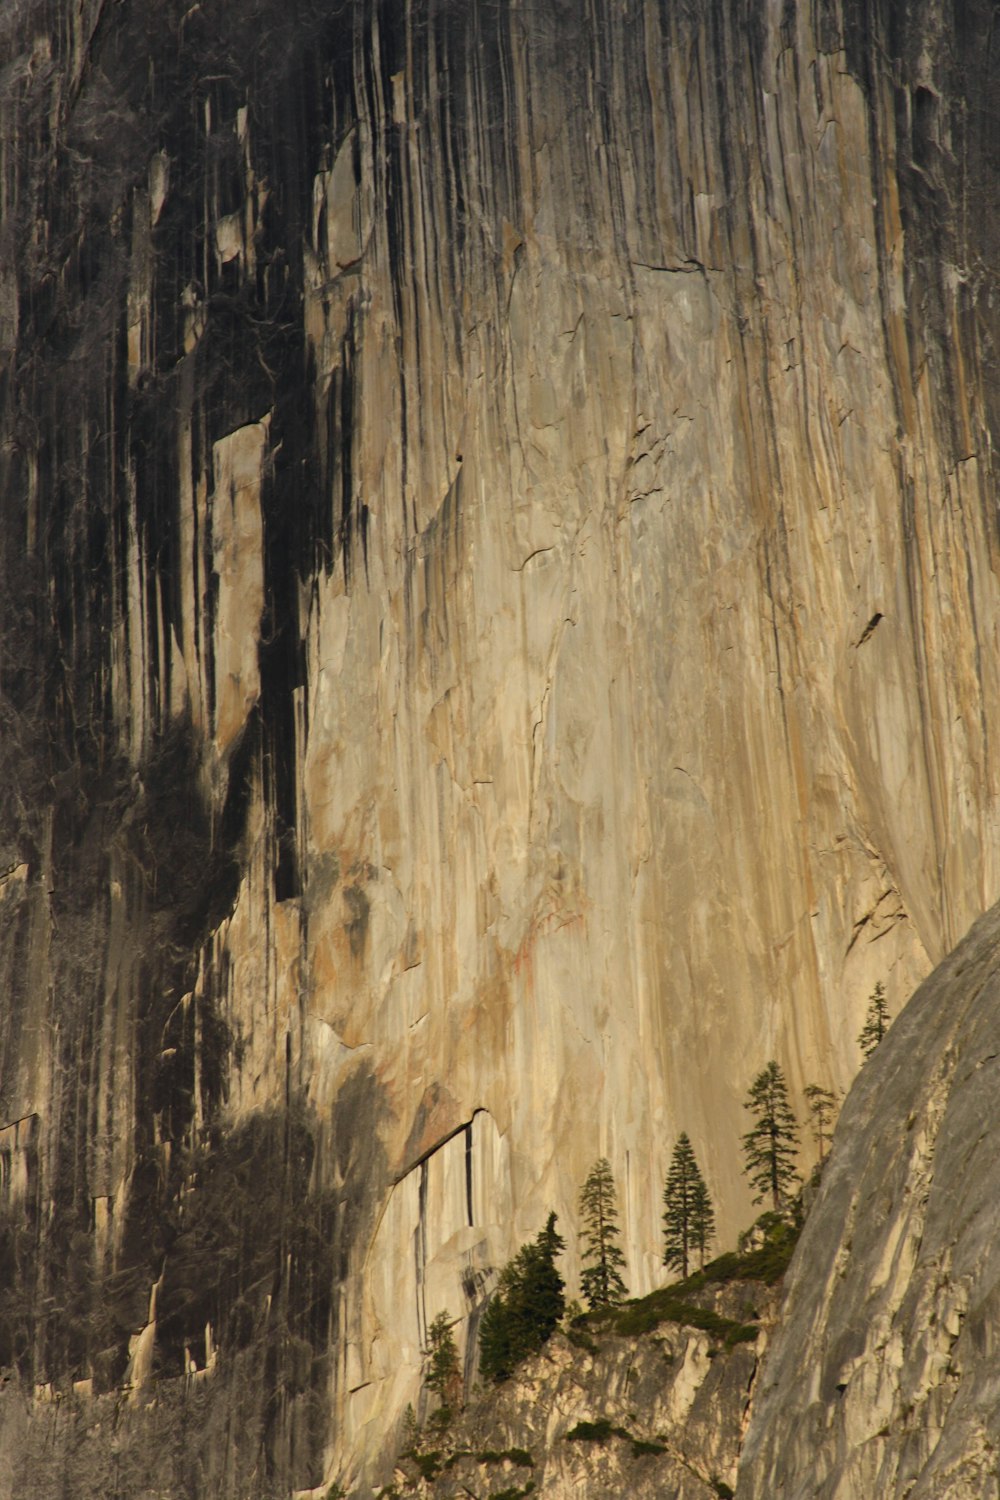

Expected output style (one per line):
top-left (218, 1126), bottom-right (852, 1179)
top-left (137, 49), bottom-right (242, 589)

top-left (662, 1133), bottom-right (714, 1278)
top-left (741, 1061), bottom-right (800, 1212)
top-left (579, 1157), bottom-right (628, 1308)
top-left (858, 982), bottom-right (891, 1059)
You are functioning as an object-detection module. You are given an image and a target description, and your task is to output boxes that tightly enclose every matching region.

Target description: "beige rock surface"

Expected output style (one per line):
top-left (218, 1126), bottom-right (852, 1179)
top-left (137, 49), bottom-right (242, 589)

top-left (738, 899), bottom-right (1000, 1499)
top-left (278, 2), bottom-right (998, 1474)
top-left (0, 0), bottom-right (997, 1493)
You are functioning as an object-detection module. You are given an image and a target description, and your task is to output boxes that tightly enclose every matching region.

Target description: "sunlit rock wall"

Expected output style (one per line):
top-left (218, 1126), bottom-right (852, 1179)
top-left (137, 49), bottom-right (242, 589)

top-left (738, 899), bottom-right (1000, 1499)
top-left (0, 0), bottom-right (997, 1492)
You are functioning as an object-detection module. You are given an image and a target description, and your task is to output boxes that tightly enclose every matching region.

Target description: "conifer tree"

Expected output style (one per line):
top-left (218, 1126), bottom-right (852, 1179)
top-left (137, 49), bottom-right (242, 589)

top-left (400, 1402), bottom-right (420, 1454)
top-left (691, 1172), bottom-right (714, 1269)
top-left (741, 1061), bottom-right (800, 1211)
top-left (858, 982), bottom-right (891, 1059)
top-left (578, 1157), bottom-right (628, 1308)
top-left (662, 1133), bottom-right (715, 1278)
top-left (523, 1212), bottom-right (566, 1334)
top-left (803, 1083), bottom-right (838, 1162)
top-left (478, 1274), bottom-right (516, 1384)
top-left (478, 1213), bottom-right (565, 1383)
top-left (423, 1311), bottom-right (460, 1426)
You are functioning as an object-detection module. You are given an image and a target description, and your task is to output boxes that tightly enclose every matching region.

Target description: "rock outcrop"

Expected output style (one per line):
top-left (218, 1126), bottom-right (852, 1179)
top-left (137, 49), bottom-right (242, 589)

top-left (738, 898), bottom-right (1000, 1499)
top-left (0, 1267), bottom-right (780, 1499)
top-left (386, 1287), bottom-right (780, 1500)
top-left (0, 0), bottom-right (997, 1492)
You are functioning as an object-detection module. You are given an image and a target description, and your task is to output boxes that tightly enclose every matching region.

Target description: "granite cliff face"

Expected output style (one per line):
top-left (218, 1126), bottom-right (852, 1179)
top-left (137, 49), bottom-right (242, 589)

top-left (0, 1276), bottom-right (781, 1500)
top-left (0, 0), bottom-right (998, 1493)
top-left (738, 900), bottom-right (1000, 1500)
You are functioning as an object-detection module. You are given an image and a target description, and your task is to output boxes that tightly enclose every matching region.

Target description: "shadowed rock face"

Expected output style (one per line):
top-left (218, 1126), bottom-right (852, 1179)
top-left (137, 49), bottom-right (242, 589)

top-left (738, 898), bottom-right (1000, 1500)
top-left (0, 0), bottom-right (997, 1492)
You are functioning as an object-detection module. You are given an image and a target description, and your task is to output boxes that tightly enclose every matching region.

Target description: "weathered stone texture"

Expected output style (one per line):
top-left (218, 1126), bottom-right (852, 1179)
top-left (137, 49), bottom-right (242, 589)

top-left (739, 900), bottom-right (1000, 1500)
top-left (0, 0), bottom-right (997, 1492)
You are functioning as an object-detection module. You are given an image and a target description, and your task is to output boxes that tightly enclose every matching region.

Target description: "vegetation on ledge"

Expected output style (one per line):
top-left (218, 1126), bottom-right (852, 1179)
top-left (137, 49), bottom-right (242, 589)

top-left (573, 1210), bottom-right (801, 1346)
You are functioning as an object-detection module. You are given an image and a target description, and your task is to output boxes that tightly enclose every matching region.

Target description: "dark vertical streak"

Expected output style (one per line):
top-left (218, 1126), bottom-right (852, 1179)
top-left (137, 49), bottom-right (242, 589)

top-left (464, 1121), bottom-right (474, 1227)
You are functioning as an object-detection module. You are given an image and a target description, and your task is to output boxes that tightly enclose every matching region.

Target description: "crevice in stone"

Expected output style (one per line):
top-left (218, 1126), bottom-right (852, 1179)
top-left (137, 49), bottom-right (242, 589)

top-left (855, 611), bottom-right (884, 647)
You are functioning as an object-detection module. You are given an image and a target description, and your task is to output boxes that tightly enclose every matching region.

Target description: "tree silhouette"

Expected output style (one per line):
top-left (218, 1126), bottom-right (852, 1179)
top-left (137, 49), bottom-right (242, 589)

top-left (803, 1083), bottom-right (838, 1162)
top-left (578, 1158), bottom-right (628, 1308)
top-left (478, 1274), bottom-right (517, 1385)
top-left (858, 982), bottom-right (891, 1059)
top-left (478, 1213), bottom-right (565, 1383)
top-left (690, 1169), bottom-right (715, 1270)
top-left (662, 1133), bottom-right (715, 1278)
top-left (522, 1212), bottom-right (566, 1335)
top-left (423, 1311), bottom-right (460, 1426)
top-left (741, 1061), bottom-right (800, 1211)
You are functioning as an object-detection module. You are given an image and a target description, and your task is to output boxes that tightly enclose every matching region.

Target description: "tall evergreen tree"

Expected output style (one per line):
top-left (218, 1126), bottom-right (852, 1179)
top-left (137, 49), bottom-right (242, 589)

top-left (803, 1083), bottom-right (838, 1161)
top-left (399, 1402), bottom-right (420, 1454)
top-left (578, 1157), bottom-right (628, 1308)
top-left (478, 1274), bottom-right (516, 1384)
top-left (522, 1212), bottom-right (566, 1334)
top-left (741, 1061), bottom-right (800, 1211)
top-left (662, 1133), bottom-right (714, 1278)
top-left (690, 1173), bottom-right (714, 1268)
top-left (858, 982), bottom-right (891, 1059)
top-left (423, 1311), bottom-right (460, 1426)
top-left (478, 1213), bottom-right (565, 1383)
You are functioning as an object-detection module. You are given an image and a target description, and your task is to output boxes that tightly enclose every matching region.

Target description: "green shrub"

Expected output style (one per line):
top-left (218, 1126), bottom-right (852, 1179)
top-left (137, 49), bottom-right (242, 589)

top-left (565, 1418), bottom-right (629, 1443)
top-left (566, 1320), bottom-right (599, 1354)
top-left (443, 1449), bottom-right (473, 1468)
top-left (612, 1303), bottom-right (663, 1337)
top-left (606, 1290), bottom-right (759, 1345)
top-left (739, 1235), bottom-right (798, 1283)
top-left (731, 1213), bottom-right (801, 1282)
top-left (477, 1448), bottom-right (534, 1467)
top-left (698, 1253), bottom-right (741, 1283)
top-left (413, 1450), bottom-right (443, 1480)
top-left (723, 1323), bottom-right (761, 1347)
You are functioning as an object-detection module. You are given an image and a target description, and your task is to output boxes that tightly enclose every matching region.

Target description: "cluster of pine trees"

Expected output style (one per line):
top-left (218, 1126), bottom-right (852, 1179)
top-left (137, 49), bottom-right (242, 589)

top-left (473, 1157), bottom-right (631, 1387)
top-left (420, 984), bottom-right (892, 1407)
top-left (478, 1213), bottom-right (566, 1382)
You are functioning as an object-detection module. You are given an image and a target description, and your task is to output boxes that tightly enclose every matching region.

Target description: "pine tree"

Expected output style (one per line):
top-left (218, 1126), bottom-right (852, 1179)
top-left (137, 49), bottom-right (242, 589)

top-left (478, 1275), bottom-right (516, 1384)
top-left (399, 1401), bottom-right (420, 1454)
top-left (578, 1157), bottom-right (628, 1308)
top-left (858, 982), bottom-right (891, 1059)
top-left (662, 1133), bottom-right (714, 1278)
top-left (478, 1213), bottom-right (565, 1383)
top-left (803, 1083), bottom-right (838, 1161)
top-left (423, 1311), bottom-right (460, 1426)
top-left (741, 1061), bottom-right (800, 1211)
top-left (520, 1212), bottom-right (566, 1335)
top-left (691, 1173), bottom-right (714, 1268)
